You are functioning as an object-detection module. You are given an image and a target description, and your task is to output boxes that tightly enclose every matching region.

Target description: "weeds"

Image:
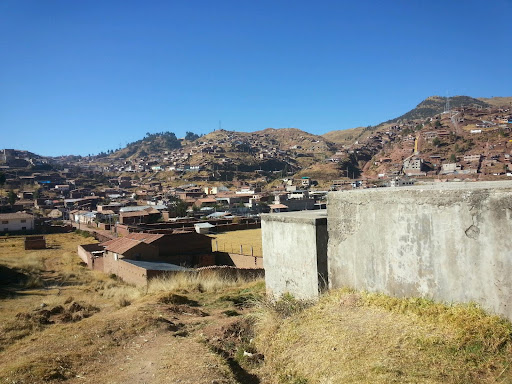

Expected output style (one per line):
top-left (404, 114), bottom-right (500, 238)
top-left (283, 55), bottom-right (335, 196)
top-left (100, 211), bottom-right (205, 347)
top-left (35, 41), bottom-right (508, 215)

top-left (223, 309), bottom-right (241, 317)
top-left (74, 229), bottom-right (93, 238)
top-left (259, 293), bottom-right (313, 319)
top-left (118, 296), bottom-right (131, 307)
top-left (148, 271), bottom-right (262, 294)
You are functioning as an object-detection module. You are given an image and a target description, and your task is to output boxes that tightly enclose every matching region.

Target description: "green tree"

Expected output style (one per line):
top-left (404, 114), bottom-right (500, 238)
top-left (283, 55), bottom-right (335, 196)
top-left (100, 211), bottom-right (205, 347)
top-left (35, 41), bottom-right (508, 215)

top-left (0, 172), bottom-right (5, 186)
top-left (7, 190), bottom-right (17, 206)
top-left (435, 120), bottom-right (442, 128)
top-left (169, 197), bottom-right (188, 217)
top-left (432, 137), bottom-right (441, 147)
top-left (449, 154), bottom-right (457, 163)
top-left (185, 131), bottom-right (200, 141)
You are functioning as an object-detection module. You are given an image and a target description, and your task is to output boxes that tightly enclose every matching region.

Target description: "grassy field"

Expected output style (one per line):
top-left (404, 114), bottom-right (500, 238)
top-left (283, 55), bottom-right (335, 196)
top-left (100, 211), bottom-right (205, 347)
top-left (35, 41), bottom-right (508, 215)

top-left (210, 228), bottom-right (262, 257)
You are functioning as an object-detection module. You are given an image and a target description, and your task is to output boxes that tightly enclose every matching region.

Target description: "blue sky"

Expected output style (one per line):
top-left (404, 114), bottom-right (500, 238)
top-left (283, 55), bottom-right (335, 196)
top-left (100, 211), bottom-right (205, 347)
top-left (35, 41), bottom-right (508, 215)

top-left (1, 0), bottom-right (511, 156)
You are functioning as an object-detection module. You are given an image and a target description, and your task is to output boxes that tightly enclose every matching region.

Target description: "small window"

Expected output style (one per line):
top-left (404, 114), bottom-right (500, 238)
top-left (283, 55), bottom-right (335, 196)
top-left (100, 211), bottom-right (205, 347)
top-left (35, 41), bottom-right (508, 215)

top-left (21, 227), bottom-right (26, 230)
top-left (21, 219), bottom-right (26, 223)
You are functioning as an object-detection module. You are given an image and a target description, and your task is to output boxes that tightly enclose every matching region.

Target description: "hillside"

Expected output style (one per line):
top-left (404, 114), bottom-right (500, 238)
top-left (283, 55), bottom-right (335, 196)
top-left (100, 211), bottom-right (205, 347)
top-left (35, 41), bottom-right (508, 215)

top-left (4, 95), bottom-right (511, 187)
top-left (322, 126), bottom-right (367, 145)
top-left (478, 96), bottom-right (512, 108)
top-left (196, 128), bottom-right (335, 153)
top-left (112, 131), bottom-right (181, 159)
top-left (385, 96), bottom-right (489, 124)
top-left (322, 96), bottom-right (501, 147)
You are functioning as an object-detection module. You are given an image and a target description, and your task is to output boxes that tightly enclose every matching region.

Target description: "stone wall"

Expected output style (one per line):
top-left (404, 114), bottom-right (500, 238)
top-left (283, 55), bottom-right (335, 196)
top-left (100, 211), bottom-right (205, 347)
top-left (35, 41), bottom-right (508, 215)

top-left (328, 181), bottom-right (512, 320)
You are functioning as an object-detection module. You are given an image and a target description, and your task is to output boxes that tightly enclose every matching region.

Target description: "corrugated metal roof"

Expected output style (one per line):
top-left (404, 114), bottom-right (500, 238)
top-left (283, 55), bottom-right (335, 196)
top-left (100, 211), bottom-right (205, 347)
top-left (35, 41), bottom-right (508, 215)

top-left (207, 211), bottom-right (230, 218)
top-left (194, 223), bottom-right (215, 228)
top-left (123, 260), bottom-right (190, 272)
top-left (119, 205), bottom-right (151, 213)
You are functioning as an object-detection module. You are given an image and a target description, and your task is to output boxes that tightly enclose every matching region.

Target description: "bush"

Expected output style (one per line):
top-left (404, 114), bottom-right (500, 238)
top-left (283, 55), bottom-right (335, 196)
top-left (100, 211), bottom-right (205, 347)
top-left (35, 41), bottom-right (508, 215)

top-left (74, 229), bottom-right (93, 238)
top-left (260, 293), bottom-right (313, 319)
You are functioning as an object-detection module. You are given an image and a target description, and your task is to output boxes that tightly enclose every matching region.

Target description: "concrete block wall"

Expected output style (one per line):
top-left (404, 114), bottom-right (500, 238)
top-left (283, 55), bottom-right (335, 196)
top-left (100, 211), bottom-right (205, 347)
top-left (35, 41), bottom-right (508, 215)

top-left (328, 181), bottom-right (512, 320)
top-left (262, 210), bottom-right (328, 299)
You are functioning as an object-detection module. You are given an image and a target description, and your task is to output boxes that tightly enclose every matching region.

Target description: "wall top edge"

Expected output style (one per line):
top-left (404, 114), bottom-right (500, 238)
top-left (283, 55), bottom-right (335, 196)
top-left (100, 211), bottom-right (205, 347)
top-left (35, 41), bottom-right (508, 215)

top-left (261, 210), bottom-right (327, 225)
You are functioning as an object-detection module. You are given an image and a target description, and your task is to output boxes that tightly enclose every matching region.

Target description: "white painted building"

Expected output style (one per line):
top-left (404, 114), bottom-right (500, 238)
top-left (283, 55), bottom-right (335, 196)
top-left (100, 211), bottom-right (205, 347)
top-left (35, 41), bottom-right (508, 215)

top-left (0, 212), bottom-right (34, 232)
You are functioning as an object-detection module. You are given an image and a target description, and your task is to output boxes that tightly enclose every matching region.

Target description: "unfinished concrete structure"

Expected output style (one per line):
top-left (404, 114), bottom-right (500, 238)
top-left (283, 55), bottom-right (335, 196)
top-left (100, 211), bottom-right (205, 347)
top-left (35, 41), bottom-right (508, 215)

top-left (262, 210), bottom-right (328, 299)
top-left (262, 181), bottom-right (512, 320)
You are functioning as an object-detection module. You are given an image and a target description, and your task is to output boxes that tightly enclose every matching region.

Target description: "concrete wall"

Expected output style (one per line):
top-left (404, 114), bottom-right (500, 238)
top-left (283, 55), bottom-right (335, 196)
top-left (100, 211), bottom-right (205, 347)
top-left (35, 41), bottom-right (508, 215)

top-left (262, 210), bottom-right (328, 300)
top-left (328, 181), bottom-right (512, 320)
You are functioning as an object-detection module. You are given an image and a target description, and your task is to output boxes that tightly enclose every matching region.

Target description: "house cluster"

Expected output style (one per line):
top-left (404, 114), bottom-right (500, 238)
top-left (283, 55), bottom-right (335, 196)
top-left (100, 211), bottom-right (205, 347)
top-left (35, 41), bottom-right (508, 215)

top-left (0, 148), bottom-right (326, 234)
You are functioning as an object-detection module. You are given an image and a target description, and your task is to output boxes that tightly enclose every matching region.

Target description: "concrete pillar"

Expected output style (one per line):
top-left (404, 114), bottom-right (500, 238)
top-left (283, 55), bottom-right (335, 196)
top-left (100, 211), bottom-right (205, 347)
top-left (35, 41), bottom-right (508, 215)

top-left (262, 210), bottom-right (328, 300)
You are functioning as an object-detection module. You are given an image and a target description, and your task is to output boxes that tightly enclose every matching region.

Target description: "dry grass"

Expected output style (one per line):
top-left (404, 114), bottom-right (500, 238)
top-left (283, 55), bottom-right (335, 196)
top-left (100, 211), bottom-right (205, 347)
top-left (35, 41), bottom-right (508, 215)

top-left (0, 233), bottom-right (266, 383)
top-left (210, 228), bottom-right (262, 256)
top-left (255, 289), bottom-right (512, 384)
top-left (148, 271), bottom-right (263, 295)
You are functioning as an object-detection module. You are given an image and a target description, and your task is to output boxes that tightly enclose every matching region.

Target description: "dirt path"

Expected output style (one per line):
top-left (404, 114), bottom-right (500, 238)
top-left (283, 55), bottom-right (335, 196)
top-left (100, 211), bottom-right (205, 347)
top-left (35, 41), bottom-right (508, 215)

top-left (72, 328), bottom-right (236, 384)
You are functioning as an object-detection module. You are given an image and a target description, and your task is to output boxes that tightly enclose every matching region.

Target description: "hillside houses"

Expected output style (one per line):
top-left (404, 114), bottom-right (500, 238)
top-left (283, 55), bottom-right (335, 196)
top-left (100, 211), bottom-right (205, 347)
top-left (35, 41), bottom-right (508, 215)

top-left (2, 99), bottom-right (512, 226)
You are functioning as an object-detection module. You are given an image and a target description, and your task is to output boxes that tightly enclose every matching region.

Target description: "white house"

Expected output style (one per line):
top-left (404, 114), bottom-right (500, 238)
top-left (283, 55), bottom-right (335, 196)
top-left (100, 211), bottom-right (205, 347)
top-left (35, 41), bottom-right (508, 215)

top-left (0, 212), bottom-right (34, 232)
